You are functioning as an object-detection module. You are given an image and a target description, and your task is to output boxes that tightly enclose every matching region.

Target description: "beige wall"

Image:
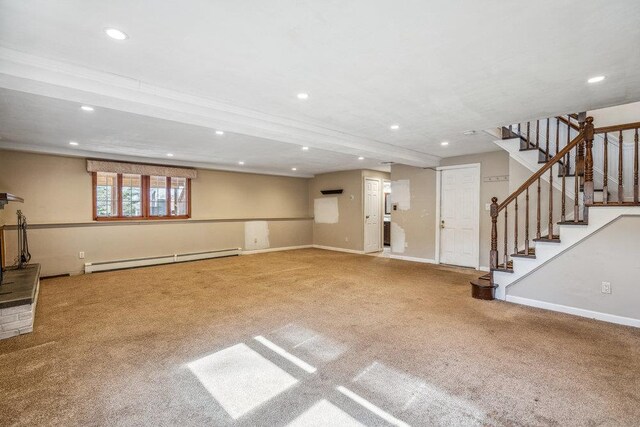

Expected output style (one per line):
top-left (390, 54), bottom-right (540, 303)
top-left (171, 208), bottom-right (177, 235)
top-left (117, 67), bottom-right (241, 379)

top-left (389, 165), bottom-right (437, 259)
top-left (0, 150), bottom-right (312, 275)
top-left (390, 151), bottom-right (509, 267)
top-left (0, 150), bottom-right (309, 223)
top-left (508, 215), bottom-right (640, 321)
top-left (309, 169), bottom-right (389, 252)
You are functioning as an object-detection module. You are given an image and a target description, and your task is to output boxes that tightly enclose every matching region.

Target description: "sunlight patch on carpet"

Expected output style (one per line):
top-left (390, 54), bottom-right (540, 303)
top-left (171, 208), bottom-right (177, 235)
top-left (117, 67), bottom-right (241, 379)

top-left (287, 399), bottom-right (365, 427)
top-left (187, 343), bottom-right (297, 419)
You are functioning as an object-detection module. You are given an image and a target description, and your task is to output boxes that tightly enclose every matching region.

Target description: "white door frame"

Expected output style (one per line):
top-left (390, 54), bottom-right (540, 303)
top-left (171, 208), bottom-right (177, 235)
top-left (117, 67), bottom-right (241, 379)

top-left (434, 163), bottom-right (481, 269)
top-left (363, 176), bottom-right (383, 253)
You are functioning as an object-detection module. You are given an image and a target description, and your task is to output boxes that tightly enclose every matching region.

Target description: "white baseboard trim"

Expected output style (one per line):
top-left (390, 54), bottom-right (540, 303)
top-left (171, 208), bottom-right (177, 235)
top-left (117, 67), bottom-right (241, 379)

top-left (389, 254), bottom-right (437, 264)
top-left (506, 295), bottom-right (640, 328)
top-left (241, 245), bottom-right (312, 255)
top-left (478, 266), bottom-right (490, 272)
top-left (312, 245), bottom-right (365, 255)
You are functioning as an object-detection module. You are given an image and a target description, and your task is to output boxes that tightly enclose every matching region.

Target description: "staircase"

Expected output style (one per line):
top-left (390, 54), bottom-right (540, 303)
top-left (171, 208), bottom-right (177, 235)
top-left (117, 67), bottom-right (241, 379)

top-left (471, 115), bottom-right (640, 301)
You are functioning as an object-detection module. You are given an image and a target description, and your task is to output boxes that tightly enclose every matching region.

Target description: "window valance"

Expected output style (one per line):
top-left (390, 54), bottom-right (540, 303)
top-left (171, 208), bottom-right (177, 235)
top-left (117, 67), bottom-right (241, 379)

top-left (87, 160), bottom-right (197, 179)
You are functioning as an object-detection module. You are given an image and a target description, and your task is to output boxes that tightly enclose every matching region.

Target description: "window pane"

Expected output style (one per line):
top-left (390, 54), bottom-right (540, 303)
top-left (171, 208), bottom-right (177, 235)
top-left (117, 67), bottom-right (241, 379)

top-left (96, 172), bottom-right (118, 217)
top-left (122, 174), bottom-right (142, 217)
top-left (149, 175), bottom-right (167, 216)
top-left (170, 177), bottom-right (188, 216)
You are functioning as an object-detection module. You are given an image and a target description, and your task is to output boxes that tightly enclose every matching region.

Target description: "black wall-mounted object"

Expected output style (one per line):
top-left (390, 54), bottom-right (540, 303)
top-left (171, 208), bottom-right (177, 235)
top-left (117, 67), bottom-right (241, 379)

top-left (320, 189), bottom-right (343, 195)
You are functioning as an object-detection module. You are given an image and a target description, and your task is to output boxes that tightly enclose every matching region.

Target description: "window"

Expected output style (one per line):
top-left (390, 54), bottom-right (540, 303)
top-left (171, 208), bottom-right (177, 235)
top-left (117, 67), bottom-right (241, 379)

top-left (149, 175), bottom-right (168, 217)
top-left (170, 177), bottom-right (188, 216)
top-left (122, 174), bottom-right (142, 217)
top-left (93, 172), bottom-right (190, 220)
top-left (95, 172), bottom-right (118, 217)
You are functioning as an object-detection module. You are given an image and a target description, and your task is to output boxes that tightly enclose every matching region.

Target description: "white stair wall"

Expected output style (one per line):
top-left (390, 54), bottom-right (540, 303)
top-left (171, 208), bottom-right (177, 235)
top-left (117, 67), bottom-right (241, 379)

top-left (494, 206), bottom-right (640, 300)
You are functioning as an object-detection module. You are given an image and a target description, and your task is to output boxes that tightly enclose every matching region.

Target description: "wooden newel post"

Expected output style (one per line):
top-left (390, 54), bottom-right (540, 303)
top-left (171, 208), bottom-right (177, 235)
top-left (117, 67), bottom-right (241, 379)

top-left (489, 197), bottom-right (499, 271)
top-left (583, 116), bottom-right (595, 221)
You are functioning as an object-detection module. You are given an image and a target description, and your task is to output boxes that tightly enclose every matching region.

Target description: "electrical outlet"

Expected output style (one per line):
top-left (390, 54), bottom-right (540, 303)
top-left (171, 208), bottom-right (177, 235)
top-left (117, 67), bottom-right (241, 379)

top-left (601, 281), bottom-right (611, 294)
top-left (79, 251), bottom-right (85, 259)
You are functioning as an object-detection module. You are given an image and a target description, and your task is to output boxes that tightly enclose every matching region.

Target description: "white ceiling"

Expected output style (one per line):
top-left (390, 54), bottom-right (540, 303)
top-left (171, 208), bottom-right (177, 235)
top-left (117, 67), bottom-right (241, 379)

top-left (0, 88), bottom-right (391, 176)
top-left (1, 0), bottom-right (639, 176)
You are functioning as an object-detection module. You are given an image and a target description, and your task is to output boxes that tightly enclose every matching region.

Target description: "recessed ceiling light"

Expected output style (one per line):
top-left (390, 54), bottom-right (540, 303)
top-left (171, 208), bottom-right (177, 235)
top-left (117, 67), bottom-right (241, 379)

top-left (587, 75), bottom-right (605, 84)
top-left (80, 105), bottom-right (94, 112)
top-left (297, 93), bottom-right (309, 100)
top-left (390, 124), bottom-right (400, 130)
top-left (302, 146), bottom-right (309, 151)
top-left (166, 153), bottom-right (174, 157)
top-left (441, 141), bottom-right (449, 146)
top-left (69, 141), bottom-right (79, 146)
top-left (291, 167), bottom-right (297, 171)
top-left (238, 161), bottom-right (245, 165)
top-left (104, 28), bottom-right (128, 40)
top-left (215, 130), bottom-right (224, 136)
top-left (358, 156), bottom-right (364, 160)
top-left (463, 130), bottom-right (476, 136)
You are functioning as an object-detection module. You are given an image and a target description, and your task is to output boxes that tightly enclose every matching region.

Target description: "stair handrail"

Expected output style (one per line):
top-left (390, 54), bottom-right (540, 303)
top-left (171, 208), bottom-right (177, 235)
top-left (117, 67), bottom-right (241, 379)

top-left (594, 121), bottom-right (640, 134)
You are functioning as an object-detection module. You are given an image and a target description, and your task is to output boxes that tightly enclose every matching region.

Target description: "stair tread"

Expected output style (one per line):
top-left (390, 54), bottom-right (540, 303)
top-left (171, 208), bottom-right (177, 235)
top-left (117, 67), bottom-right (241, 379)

top-left (558, 220), bottom-right (588, 226)
top-left (492, 261), bottom-right (513, 273)
top-left (533, 235), bottom-right (561, 243)
top-left (511, 248), bottom-right (536, 258)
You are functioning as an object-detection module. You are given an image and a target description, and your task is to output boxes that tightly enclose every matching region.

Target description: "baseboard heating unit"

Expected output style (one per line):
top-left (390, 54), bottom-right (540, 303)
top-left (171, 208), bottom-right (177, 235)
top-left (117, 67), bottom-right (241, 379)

top-left (84, 248), bottom-right (240, 273)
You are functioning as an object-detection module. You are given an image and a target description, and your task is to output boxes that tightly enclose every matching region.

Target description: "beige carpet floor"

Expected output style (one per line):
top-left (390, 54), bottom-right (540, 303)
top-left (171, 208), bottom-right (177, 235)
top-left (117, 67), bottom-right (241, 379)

top-left (0, 248), bottom-right (639, 426)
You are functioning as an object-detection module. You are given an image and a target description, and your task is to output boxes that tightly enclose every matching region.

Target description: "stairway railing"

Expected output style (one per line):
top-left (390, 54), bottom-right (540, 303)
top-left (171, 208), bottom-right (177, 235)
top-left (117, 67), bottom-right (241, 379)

top-left (489, 124), bottom-right (586, 273)
top-left (488, 116), bottom-right (640, 281)
top-left (593, 121), bottom-right (640, 204)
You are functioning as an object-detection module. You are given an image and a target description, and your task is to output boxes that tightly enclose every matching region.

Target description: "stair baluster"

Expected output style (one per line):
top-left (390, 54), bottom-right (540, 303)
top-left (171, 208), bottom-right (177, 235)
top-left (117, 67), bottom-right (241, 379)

top-left (545, 118), bottom-right (550, 161)
top-left (514, 197), bottom-right (518, 255)
top-left (524, 188), bottom-right (530, 254)
top-left (635, 128), bottom-right (639, 203)
top-left (489, 197), bottom-right (498, 271)
top-left (556, 117), bottom-right (560, 155)
top-left (618, 130), bottom-right (624, 203)
top-left (574, 138), bottom-right (580, 222)
top-left (526, 122), bottom-right (531, 148)
top-left (548, 165), bottom-right (553, 239)
top-left (503, 210), bottom-right (508, 268)
top-left (566, 115), bottom-right (571, 174)
top-left (561, 151), bottom-right (567, 221)
top-left (536, 178), bottom-right (541, 238)
top-left (603, 133), bottom-right (609, 204)
top-left (536, 120), bottom-right (540, 149)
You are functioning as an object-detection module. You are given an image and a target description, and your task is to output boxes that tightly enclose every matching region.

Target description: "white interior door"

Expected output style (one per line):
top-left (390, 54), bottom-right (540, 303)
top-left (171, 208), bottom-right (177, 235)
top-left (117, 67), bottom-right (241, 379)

top-left (439, 166), bottom-right (479, 268)
top-left (364, 178), bottom-right (381, 253)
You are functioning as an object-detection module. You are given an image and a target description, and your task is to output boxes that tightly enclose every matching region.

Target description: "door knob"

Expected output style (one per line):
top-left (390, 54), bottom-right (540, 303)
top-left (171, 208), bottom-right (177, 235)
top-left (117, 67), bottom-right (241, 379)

top-left (366, 215), bottom-right (370, 219)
